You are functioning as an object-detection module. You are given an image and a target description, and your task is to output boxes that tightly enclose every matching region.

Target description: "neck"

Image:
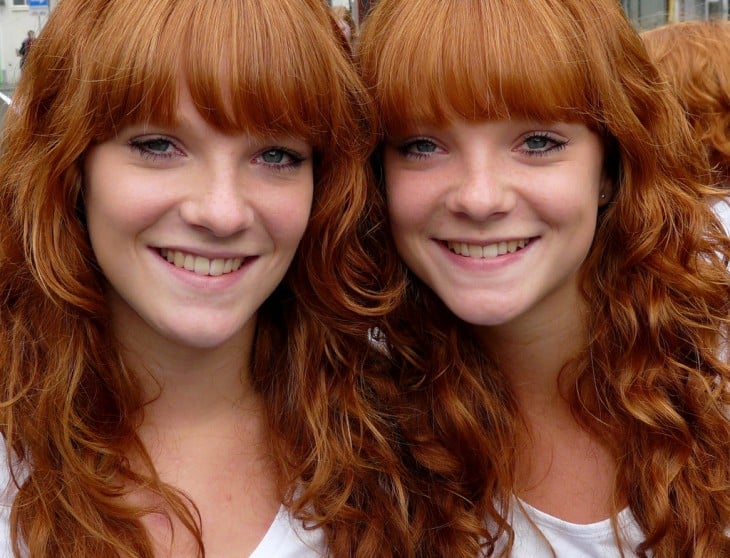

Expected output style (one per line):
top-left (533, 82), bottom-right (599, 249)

top-left (111, 308), bottom-right (259, 433)
top-left (475, 283), bottom-right (587, 413)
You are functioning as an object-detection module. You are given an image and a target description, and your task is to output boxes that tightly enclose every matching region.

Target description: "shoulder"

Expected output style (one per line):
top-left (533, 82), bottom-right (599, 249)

top-left (249, 506), bottom-right (326, 558)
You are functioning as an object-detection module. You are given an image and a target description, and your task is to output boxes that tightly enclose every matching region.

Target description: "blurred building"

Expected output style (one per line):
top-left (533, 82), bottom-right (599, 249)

top-left (623, 0), bottom-right (729, 28)
top-left (347, 0), bottom-right (728, 28)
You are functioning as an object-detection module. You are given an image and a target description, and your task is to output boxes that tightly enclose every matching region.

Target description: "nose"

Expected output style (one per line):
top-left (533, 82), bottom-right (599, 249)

top-left (445, 159), bottom-right (516, 222)
top-left (179, 163), bottom-right (255, 238)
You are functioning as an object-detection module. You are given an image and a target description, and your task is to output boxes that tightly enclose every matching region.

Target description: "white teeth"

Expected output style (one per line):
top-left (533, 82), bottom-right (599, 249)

top-left (159, 249), bottom-right (244, 276)
top-left (194, 256), bottom-right (209, 275)
top-left (209, 259), bottom-right (224, 276)
top-left (483, 243), bottom-right (499, 258)
top-left (468, 244), bottom-right (482, 258)
top-left (446, 239), bottom-right (529, 259)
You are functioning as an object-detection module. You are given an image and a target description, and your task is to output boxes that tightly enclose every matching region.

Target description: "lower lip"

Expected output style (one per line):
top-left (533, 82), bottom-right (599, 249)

top-left (153, 249), bottom-right (257, 291)
top-left (436, 238), bottom-right (536, 269)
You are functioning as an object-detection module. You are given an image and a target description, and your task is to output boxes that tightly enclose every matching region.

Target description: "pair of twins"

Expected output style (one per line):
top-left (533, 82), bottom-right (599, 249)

top-left (0, 0), bottom-right (727, 557)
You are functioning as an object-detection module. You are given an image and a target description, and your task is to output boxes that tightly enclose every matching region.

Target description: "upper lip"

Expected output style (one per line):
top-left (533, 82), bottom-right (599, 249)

top-left (155, 246), bottom-right (251, 260)
top-left (438, 236), bottom-right (535, 245)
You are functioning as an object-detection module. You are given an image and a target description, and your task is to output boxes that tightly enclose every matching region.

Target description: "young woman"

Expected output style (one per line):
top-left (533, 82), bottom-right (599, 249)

top-left (0, 0), bottom-right (408, 556)
top-left (642, 20), bottom-right (730, 231)
top-left (358, 1), bottom-right (730, 556)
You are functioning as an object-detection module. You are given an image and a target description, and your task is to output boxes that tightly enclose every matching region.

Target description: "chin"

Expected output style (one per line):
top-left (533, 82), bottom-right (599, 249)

top-left (159, 324), bottom-right (248, 351)
top-left (445, 301), bottom-right (522, 328)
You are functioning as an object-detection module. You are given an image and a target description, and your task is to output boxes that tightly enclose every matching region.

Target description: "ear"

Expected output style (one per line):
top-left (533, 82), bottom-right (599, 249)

top-left (598, 175), bottom-right (614, 207)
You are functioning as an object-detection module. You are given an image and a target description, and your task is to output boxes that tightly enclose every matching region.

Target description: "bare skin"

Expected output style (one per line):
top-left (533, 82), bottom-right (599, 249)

top-left (478, 277), bottom-right (618, 524)
top-left (119, 308), bottom-right (281, 557)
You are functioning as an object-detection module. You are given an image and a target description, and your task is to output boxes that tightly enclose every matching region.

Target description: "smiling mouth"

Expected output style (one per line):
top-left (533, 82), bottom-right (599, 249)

top-left (159, 248), bottom-right (245, 276)
top-left (446, 239), bottom-right (530, 259)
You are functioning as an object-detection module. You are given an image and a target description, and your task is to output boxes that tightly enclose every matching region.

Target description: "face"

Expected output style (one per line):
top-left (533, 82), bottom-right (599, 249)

top-left (384, 119), bottom-right (609, 332)
top-left (84, 87), bottom-right (313, 351)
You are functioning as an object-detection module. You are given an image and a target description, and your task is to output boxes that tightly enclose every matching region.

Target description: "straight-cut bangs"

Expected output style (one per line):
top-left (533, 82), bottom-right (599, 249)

top-left (70, 0), bottom-right (356, 151)
top-left (359, 0), bottom-right (609, 133)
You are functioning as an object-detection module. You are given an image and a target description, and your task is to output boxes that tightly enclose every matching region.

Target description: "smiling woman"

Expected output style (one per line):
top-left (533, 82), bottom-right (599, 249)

top-left (358, 0), bottom-right (730, 556)
top-left (0, 1), bottom-right (408, 557)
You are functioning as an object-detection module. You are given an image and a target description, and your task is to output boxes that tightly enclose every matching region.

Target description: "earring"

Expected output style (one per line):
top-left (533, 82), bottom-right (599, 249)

top-left (600, 193), bottom-right (606, 200)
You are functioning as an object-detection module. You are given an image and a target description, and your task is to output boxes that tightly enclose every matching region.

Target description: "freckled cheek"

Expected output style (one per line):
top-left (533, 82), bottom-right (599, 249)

top-left (386, 178), bottom-right (437, 238)
top-left (83, 165), bottom-right (178, 233)
top-left (87, 189), bottom-right (176, 236)
top-left (532, 183), bottom-right (600, 225)
top-left (264, 187), bottom-right (313, 248)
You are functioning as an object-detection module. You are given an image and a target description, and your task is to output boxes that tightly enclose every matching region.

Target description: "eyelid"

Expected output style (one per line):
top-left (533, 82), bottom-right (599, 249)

top-left (128, 135), bottom-right (183, 160)
top-left (396, 136), bottom-right (444, 159)
top-left (520, 130), bottom-right (565, 143)
top-left (516, 131), bottom-right (569, 156)
top-left (253, 146), bottom-right (307, 171)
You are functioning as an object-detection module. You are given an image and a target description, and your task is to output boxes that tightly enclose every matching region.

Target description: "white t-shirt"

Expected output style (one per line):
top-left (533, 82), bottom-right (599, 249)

top-left (249, 506), bottom-right (325, 557)
top-left (488, 500), bottom-right (646, 558)
top-left (0, 450), bottom-right (325, 558)
top-left (713, 198), bottom-right (730, 236)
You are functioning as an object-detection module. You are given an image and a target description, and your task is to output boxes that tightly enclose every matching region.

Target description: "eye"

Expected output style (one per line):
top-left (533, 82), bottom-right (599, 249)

top-left (254, 148), bottom-right (305, 170)
top-left (129, 137), bottom-right (180, 160)
top-left (397, 138), bottom-right (442, 160)
top-left (524, 136), bottom-right (551, 150)
top-left (259, 149), bottom-right (288, 164)
top-left (518, 133), bottom-right (567, 156)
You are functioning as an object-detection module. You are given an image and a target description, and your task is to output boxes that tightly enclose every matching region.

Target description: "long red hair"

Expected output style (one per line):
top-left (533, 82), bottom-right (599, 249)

top-left (0, 0), bottom-right (409, 556)
top-left (359, 0), bottom-right (730, 556)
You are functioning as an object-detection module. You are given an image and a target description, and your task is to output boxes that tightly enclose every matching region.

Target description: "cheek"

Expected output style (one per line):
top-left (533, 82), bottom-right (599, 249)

top-left (85, 180), bottom-right (173, 242)
top-left (386, 185), bottom-right (416, 255)
top-left (385, 169), bottom-right (428, 233)
top-left (265, 184), bottom-right (313, 246)
top-left (533, 172), bottom-right (602, 227)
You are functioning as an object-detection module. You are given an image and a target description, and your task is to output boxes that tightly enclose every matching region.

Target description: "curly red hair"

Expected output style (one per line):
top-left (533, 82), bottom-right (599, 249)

top-left (643, 20), bottom-right (730, 187)
top-left (0, 0), bottom-right (409, 556)
top-left (358, 0), bottom-right (730, 556)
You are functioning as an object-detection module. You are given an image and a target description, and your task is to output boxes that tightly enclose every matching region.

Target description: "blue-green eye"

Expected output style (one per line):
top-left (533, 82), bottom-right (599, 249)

top-left (260, 149), bottom-right (286, 164)
top-left (397, 138), bottom-right (442, 160)
top-left (524, 136), bottom-right (551, 150)
top-left (254, 147), bottom-right (305, 171)
top-left (129, 137), bottom-right (178, 160)
top-left (519, 133), bottom-right (567, 156)
top-left (410, 140), bottom-right (438, 154)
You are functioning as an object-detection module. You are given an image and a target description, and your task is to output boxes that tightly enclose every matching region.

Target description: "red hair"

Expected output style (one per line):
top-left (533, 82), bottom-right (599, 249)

top-left (0, 0), bottom-right (409, 556)
top-left (642, 20), bottom-right (730, 187)
top-left (359, 0), bottom-right (730, 556)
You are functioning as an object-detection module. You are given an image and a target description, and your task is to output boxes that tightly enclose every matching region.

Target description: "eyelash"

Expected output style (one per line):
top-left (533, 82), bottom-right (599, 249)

top-left (518, 132), bottom-right (568, 157)
top-left (254, 147), bottom-right (306, 171)
top-left (397, 132), bottom-right (569, 160)
top-left (397, 138), bottom-right (440, 160)
top-left (129, 139), bottom-right (307, 170)
top-left (129, 137), bottom-right (179, 160)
